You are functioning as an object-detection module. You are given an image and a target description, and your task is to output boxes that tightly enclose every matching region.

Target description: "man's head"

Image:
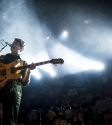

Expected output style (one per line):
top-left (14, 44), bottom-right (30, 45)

top-left (11, 38), bottom-right (26, 55)
top-left (14, 38), bottom-right (25, 48)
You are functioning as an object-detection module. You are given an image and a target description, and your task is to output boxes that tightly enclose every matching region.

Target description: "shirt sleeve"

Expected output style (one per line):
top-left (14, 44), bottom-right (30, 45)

top-left (20, 61), bottom-right (30, 87)
top-left (0, 55), bottom-right (4, 62)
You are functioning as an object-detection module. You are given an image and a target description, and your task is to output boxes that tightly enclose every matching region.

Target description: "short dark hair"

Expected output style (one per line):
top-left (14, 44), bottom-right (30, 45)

top-left (14, 38), bottom-right (25, 48)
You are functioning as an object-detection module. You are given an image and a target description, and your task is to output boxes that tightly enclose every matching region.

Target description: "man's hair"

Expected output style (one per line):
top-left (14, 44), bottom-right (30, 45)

top-left (14, 38), bottom-right (25, 48)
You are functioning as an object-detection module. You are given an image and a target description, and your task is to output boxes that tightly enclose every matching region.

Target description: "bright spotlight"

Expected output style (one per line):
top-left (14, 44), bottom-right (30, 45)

top-left (84, 20), bottom-right (91, 24)
top-left (46, 36), bottom-right (49, 40)
top-left (85, 61), bottom-right (105, 70)
top-left (34, 51), bottom-right (56, 77)
top-left (60, 30), bottom-right (68, 39)
top-left (50, 71), bottom-right (56, 77)
top-left (50, 43), bottom-right (105, 74)
top-left (31, 69), bottom-right (41, 79)
top-left (63, 31), bottom-right (68, 36)
top-left (39, 65), bottom-right (56, 77)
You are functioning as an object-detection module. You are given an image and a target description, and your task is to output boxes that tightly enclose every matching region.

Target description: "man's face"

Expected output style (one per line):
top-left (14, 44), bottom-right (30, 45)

top-left (11, 40), bottom-right (22, 53)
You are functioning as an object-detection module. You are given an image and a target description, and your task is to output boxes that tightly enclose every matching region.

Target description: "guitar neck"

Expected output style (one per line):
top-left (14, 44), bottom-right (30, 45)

top-left (15, 60), bottom-right (52, 70)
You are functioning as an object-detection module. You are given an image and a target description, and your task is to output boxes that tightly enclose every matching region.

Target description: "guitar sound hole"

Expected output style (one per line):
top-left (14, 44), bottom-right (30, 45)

top-left (2, 69), bottom-right (6, 75)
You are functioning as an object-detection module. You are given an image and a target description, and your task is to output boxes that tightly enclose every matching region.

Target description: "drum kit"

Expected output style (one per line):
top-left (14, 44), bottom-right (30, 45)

top-left (47, 105), bottom-right (84, 125)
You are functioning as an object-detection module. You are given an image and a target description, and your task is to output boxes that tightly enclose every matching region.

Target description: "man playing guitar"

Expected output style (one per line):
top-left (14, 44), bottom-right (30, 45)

top-left (0, 38), bottom-right (36, 125)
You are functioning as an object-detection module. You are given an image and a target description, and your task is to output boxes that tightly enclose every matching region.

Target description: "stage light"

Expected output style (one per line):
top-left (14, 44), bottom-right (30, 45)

top-left (38, 65), bottom-right (56, 77)
top-left (84, 60), bottom-right (104, 70)
top-left (62, 31), bottom-right (68, 37)
top-left (50, 70), bottom-right (56, 77)
top-left (46, 36), bottom-right (49, 39)
top-left (84, 19), bottom-right (91, 24)
top-left (31, 69), bottom-right (41, 79)
top-left (60, 30), bottom-right (68, 39)
top-left (50, 43), bottom-right (105, 74)
top-left (31, 51), bottom-right (56, 77)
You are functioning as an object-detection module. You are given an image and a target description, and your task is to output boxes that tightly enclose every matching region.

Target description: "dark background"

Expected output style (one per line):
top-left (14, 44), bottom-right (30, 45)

top-left (0, 0), bottom-right (112, 125)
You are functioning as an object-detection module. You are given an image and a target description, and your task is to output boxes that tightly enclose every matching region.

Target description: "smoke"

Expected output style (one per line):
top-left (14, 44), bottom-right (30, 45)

top-left (0, 0), bottom-right (51, 60)
top-left (0, 0), bottom-right (110, 78)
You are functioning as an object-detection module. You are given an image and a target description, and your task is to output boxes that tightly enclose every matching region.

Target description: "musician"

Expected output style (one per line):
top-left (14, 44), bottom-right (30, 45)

top-left (0, 38), bottom-right (36, 125)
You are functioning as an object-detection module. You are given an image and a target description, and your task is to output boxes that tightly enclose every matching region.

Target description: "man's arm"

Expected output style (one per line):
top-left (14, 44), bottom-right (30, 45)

top-left (21, 62), bottom-right (36, 86)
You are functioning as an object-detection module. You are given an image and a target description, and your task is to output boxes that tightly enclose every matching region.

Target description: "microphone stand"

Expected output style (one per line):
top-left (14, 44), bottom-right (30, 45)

top-left (0, 44), bottom-right (7, 53)
top-left (0, 39), bottom-right (7, 54)
top-left (38, 109), bottom-right (42, 125)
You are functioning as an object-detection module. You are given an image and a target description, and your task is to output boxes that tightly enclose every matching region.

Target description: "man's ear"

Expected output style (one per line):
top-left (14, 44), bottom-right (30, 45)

top-left (20, 47), bottom-right (24, 52)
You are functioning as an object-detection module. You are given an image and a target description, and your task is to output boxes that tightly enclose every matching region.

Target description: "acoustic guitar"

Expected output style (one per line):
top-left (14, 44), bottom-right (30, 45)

top-left (0, 58), bottom-right (64, 89)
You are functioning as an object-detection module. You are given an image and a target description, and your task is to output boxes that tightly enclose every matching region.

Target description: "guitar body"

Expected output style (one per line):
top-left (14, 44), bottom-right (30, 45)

top-left (0, 60), bottom-right (22, 89)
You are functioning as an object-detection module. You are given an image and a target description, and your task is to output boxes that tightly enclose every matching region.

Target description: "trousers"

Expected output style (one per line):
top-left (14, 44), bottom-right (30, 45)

top-left (0, 82), bottom-right (22, 125)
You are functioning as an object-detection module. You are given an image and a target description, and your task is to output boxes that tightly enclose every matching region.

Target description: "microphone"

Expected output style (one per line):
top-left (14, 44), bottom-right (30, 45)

top-left (5, 41), bottom-right (12, 47)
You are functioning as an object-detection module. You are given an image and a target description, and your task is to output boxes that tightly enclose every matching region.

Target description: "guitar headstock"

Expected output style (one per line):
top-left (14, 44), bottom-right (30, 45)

top-left (51, 58), bottom-right (64, 65)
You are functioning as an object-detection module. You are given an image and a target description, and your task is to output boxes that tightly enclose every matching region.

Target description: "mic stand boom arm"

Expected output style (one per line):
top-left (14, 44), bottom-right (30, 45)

top-left (0, 39), bottom-right (7, 54)
top-left (0, 44), bottom-right (7, 53)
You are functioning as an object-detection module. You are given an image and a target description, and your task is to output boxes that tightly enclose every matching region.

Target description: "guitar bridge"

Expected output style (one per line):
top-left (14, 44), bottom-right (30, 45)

top-left (10, 67), bottom-right (16, 73)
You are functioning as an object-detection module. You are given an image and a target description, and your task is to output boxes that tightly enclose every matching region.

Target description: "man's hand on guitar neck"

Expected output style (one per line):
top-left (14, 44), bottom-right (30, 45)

top-left (29, 62), bottom-right (36, 70)
top-left (27, 62), bottom-right (36, 74)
